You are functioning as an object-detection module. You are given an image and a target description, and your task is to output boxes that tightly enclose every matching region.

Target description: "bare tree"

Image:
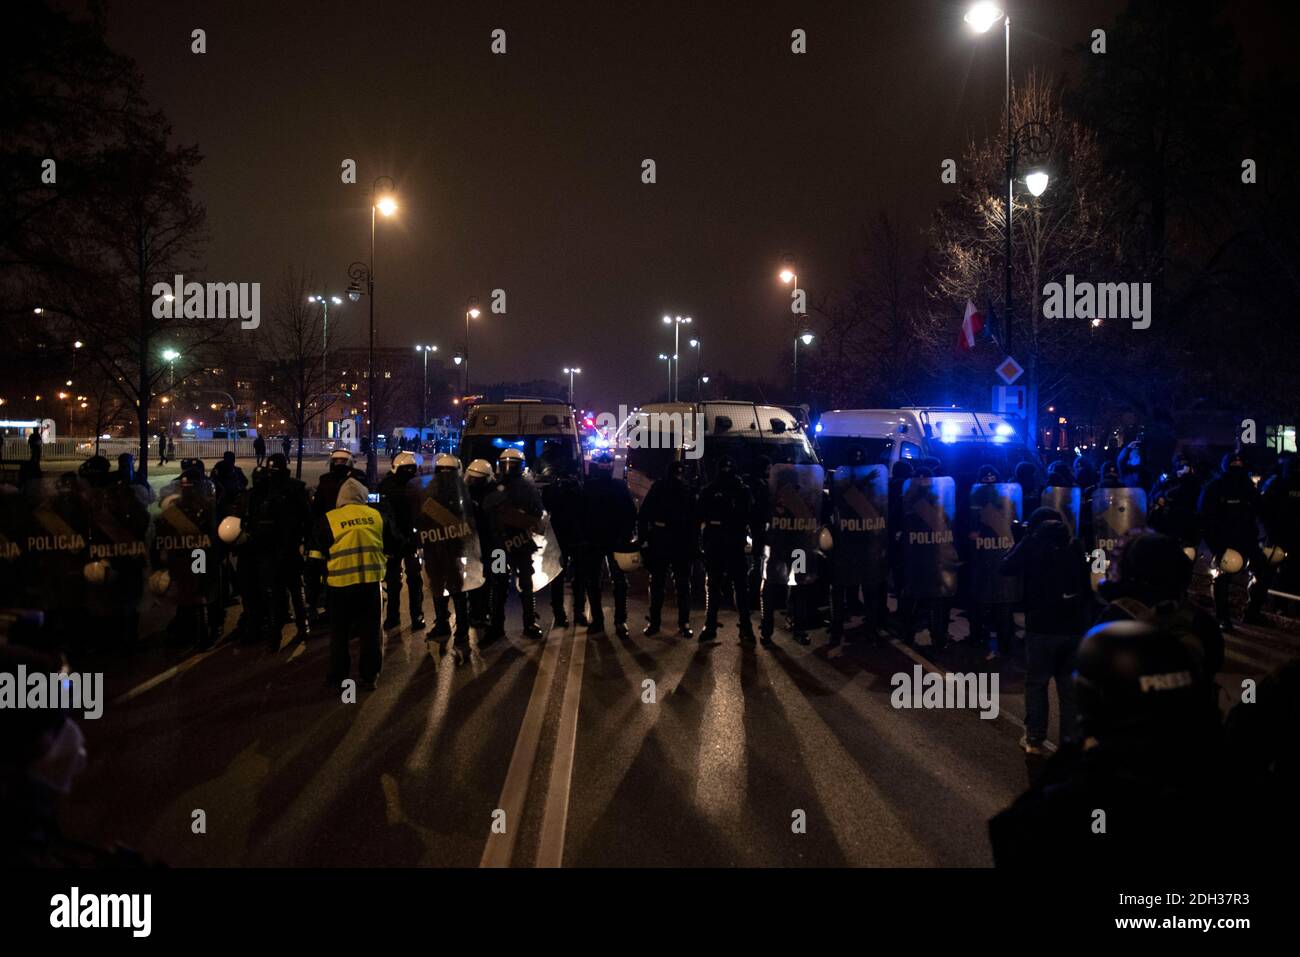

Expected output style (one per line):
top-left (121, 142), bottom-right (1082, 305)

top-left (927, 69), bottom-right (1127, 438)
top-left (257, 268), bottom-right (337, 478)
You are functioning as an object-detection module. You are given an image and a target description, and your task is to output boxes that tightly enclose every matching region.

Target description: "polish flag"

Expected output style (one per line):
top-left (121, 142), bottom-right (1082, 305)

top-left (957, 299), bottom-right (984, 352)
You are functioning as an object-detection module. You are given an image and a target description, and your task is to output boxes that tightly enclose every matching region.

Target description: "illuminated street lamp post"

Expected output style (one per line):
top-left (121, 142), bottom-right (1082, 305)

top-left (688, 338), bottom-right (702, 400)
top-left (346, 175), bottom-right (397, 486)
top-left (307, 293), bottom-right (343, 375)
top-left (661, 314), bottom-right (692, 401)
top-left (658, 353), bottom-right (673, 398)
top-left (464, 298), bottom-right (481, 399)
top-left (965, 2), bottom-right (1052, 444)
top-left (562, 366), bottom-right (581, 405)
top-left (416, 344), bottom-right (438, 428)
top-left (793, 331), bottom-right (814, 395)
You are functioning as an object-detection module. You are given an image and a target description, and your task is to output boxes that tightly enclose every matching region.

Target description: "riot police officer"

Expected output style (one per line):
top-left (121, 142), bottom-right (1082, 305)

top-left (378, 450), bottom-right (425, 631)
top-left (154, 463), bottom-right (221, 650)
top-left (887, 459), bottom-right (915, 616)
top-left (1261, 455), bottom-right (1299, 595)
top-left (1198, 451), bottom-right (1266, 630)
top-left (483, 448), bottom-right (545, 640)
top-left (464, 458), bottom-right (497, 632)
top-left (745, 456), bottom-right (772, 608)
top-left (308, 449), bottom-right (366, 617)
top-left (968, 464), bottom-right (1019, 658)
top-left (422, 454), bottom-right (480, 652)
top-left (827, 448), bottom-right (889, 646)
top-left (698, 455), bottom-right (756, 643)
top-left (249, 453), bottom-right (312, 648)
top-left (639, 460), bottom-right (697, 638)
top-left (579, 451), bottom-right (637, 637)
top-left (541, 458), bottom-right (587, 627)
top-left (1148, 453), bottom-right (1202, 549)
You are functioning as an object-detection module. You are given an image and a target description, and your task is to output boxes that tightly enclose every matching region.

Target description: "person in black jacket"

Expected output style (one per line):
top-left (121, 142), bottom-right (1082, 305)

top-left (886, 459), bottom-right (914, 618)
top-left (1148, 453), bottom-right (1202, 549)
top-left (745, 456), bottom-right (772, 608)
top-left (250, 453), bottom-right (313, 648)
top-left (988, 620), bottom-right (1237, 868)
top-left (578, 452), bottom-right (637, 637)
top-left (1093, 531), bottom-right (1224, 683)
top-left (1000, 506), bottom-right (1090, 753)
top-left (639, 460), bottom-right (697, 638)
top-left (698, 455), bottom-right (756, 643)
top-left (377, 451), bottom-right (425, 631)
top-left (1197, 450), bottom-right (1265, 630)
top-left (541, 459), bottom-right (587, 627)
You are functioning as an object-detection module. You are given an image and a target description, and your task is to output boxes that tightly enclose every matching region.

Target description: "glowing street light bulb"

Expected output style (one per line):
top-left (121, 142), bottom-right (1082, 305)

top-left (1025, 170), bottom-right (1050, 197)
top-left (800, 331), bottom-right (815, 346)
top-left (779, 269), bottom-right (795, 284)
top-left (376, 195), bottom-right (398, 217)
top-left (964, 2), bottom-right (1004, 33)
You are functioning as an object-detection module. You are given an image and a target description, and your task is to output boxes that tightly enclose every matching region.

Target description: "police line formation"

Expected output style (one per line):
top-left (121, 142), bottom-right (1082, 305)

top-left (0, 443), bottom-right (1295, 738)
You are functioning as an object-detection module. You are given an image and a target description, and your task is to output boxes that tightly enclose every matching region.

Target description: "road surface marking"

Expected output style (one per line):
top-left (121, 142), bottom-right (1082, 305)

top-left (480, 620), bottom-right (564, 868)
top-left (111, 649), bottom-right (217, 706)
top-left (887, 638), bottom-right (1057, 753)
top-left (535, 629), bottom-right (589, 867)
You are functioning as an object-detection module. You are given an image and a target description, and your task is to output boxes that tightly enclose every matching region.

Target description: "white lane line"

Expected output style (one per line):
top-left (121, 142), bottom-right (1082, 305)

top-left (535, 629), bottom-right (589, 868)
top-left (886, 638), bottom-right (1058, 753)
top-left (479, 624), bottom-right (564, 868)
top-left (110, 648), bottom-right (217, 706)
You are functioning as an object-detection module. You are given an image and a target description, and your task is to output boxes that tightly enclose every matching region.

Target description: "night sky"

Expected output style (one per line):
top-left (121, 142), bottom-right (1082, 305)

top-left (102, 0), bottom-right (1282, 410)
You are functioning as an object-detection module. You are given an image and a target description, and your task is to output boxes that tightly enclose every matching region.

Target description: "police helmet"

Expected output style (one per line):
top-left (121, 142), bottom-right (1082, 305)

top-left (329, 448), bottom-right (354, 472)
top-left (267, 453), bottom-right (289, 473)
top-left (498, 447), bottom-right (526, 478)
top-left (434, 453), bottom-right (461, 472)
top-left (218, 516), bottom-right (243, 545)
top-left (465, 459), bottom-right (494, 484)
top-left (78, 455), bottom-right (112, 486)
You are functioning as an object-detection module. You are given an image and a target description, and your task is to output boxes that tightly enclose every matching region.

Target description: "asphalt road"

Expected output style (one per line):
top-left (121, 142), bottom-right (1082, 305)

top-left (57, 569), bottom-right (1300, 868)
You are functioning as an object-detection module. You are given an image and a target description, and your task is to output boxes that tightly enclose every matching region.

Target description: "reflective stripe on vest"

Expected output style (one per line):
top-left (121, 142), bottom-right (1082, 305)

top-left (326, 503), bottom-right (385, 586)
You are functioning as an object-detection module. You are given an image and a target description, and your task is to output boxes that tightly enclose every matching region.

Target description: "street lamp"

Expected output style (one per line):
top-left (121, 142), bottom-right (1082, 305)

top-left (688, 338), bottom-right (702, 400)
top-left (347, 175), bottom-right (397, 486)
top-left (416, 344), bottom-right (438, 427)
top-left (463, 297), bottom-right (481, 399)
top-left (779, 255), bottom-right (800, 297)
top-left (308, 293), bottom-right (344, 375)
top-left (793, 331), bottom-right (814, 394)
top-left (662, 314), bottom-right (692, 401)
top-left (966, 3), bottom-right (1053, 446)
top-left (658, 353), bottom-right (673, 398)
top-left (562, 366), bottom-right (581, 405)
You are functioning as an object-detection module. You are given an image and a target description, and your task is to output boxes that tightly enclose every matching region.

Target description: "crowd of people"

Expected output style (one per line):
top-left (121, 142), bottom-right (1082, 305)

top-left (2, 436), bottom-right (1297, 866)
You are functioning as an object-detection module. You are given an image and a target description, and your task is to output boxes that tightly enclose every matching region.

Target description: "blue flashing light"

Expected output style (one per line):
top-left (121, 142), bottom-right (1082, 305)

top-left (995, 423), bottom-right (1015, 437)
top-left (814, 421), bottom-right (823, 433)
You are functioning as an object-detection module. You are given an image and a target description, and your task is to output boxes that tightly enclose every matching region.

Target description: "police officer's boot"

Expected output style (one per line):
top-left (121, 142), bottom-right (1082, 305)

top-left (700, 572), bottom-right (719, 642)
top-left (521, 586), bottom-right (544, 640)
top-left (383, 583), bottom-right (401, 631)
top-left (290, 582), bottom-right (311, 641)
top-left (828, 585), bottom-right (844, 648)
top-left (552, 583), bottom-right (569, 628)
top-left (484, 576), bottom-right (507, 644)
top-left (431, 594), bottom-right (452, 638)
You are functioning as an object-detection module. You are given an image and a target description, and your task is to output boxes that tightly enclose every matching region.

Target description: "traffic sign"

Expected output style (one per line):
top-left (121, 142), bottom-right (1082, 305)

top-left (992, 385), bottom-right (1027, 418)
top-left (995, 356), bottom-right (1024, 386)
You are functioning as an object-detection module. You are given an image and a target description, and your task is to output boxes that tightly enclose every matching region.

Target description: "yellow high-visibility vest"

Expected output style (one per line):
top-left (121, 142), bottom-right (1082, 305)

top-left (321, 503), bottom-right (385, 587)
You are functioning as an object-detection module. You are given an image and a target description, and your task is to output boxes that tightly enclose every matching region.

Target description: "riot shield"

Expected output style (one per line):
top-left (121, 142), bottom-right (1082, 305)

top-left (417, 471), bottom-right (485, 595)
top-left (1040, 486), bottom-right (1082, 540)
top-left (764, 463), bottom-right (826, 586)
top-left (486, 481), bottom-right (562, 592)
top-left (968, 482), bottom-right (1023, 604)
top-left (24, 477), bottom-right (91, 629)
top-left (902, 476), bottom-right (959, 599)
top-left (1092, 487), bottom-right (1147, 585)
top-left (85, 483), bottom-right (151, 616)
top-left (152, 484), bottom-right (218, 607)
top-left (0, 489), bottom-right (25, 607)
top-left (831, 464), bottom-right (889, 586)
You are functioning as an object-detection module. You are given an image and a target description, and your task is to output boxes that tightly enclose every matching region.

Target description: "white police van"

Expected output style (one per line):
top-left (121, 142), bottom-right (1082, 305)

top-left (815, 407), bottom-right (1034, 481)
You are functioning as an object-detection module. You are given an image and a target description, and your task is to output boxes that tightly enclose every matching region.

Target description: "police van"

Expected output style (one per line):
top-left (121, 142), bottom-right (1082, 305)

top-left (623, 400), bottom-right (820, 505)
top-left (458, 400), bottom-right (583, 482)
top-left (815, 408), bottom-right (1035, 481)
